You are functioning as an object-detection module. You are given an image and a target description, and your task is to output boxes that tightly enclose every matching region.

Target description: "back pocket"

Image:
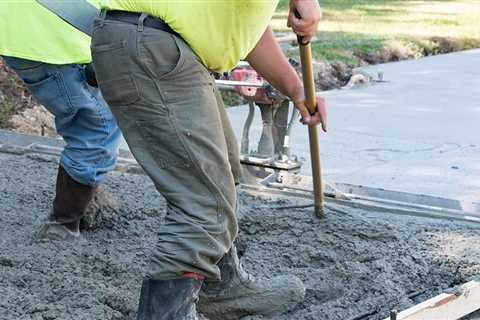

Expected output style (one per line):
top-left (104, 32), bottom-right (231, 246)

top-left (91, 40), bottom-right (130, 85)
top-left (91, 37), bottom-right (141, 107)
top-left (23, 72), bottom-right (74, 119)
top-left (4, 57), bottom-right (74, 117)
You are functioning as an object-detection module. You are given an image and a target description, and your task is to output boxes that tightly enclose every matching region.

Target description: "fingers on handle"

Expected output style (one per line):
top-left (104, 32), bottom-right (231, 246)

top-left (296, 102), bottom-right (311, 124)
top-left (317, 97), bottom-right (328, 132)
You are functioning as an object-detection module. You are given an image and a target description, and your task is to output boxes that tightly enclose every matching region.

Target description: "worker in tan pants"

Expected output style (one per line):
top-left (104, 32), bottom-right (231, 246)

top-left (91, 0), bottom-right (326, 319)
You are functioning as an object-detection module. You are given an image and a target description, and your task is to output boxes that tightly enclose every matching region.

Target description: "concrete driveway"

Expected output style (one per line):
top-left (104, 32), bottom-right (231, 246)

top-left (227, 49), bottom-right (480, 205)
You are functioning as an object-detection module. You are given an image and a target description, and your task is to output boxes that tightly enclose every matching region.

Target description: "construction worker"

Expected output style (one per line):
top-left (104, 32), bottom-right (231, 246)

top-left (0, 1), bottom-right (121, 240)
top-left (91, 0), bottom-right (326, 319)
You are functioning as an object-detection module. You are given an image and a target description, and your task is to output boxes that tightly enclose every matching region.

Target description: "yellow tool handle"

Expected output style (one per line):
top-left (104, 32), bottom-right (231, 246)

top-left (298, 42), bottom-right (317, 114)
top-left (297, 30), bottom-right (325, 217)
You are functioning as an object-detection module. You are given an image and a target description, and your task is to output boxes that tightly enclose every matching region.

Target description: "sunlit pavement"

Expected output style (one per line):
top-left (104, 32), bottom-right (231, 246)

top-left (226, 49), bottom-right (480, 204)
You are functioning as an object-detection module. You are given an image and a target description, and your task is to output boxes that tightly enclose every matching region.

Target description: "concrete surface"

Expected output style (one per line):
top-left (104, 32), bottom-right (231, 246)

top-left (2, 151), bottom-right (480, 320)
top-left (227, 49), bottom-right (480, 207)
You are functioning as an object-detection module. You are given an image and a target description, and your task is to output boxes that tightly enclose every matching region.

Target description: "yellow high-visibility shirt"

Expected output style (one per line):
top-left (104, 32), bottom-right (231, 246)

top-left (101, 0), bottom-right (279, 72)
top-left (0, 0), bottom-right (100, 64)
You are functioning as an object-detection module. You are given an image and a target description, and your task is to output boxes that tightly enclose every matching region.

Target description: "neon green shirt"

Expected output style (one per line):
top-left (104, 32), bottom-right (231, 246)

top-left (102, 0), bottom-right (278, 72)
top-left (0, 0), bottom-right (99, 64)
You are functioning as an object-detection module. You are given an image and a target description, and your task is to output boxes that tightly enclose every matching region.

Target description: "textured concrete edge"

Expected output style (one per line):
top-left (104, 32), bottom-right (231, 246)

top-left (241, 184), bottom-right (480, 225)
top-left (2, 130), bottom-right (479, 224)
top-left (0, 141), bottom-right (143, 175)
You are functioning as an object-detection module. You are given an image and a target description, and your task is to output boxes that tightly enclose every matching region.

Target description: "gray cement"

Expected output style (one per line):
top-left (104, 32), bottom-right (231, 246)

top-left (1, 152), bottom-right (480, 320)
top-left (226, 49), bottom-right (480, 207)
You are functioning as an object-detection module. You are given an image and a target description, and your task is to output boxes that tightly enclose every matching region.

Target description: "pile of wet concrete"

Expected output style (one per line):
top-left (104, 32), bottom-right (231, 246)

top-left (1, 152), bottom-right (480, 320)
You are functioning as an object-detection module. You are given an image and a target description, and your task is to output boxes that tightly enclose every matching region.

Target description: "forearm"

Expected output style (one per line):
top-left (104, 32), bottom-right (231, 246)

top-left (246, 27), bottom-right (304, 103)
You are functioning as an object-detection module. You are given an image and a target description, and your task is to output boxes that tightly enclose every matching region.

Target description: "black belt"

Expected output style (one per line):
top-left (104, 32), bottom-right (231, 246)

top-left (105, 10), bottom-right (179, 37)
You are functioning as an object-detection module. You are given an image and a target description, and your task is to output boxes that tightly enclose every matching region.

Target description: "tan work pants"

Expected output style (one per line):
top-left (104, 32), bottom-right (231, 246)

top-left (91, 15), bottom-right (241, 280)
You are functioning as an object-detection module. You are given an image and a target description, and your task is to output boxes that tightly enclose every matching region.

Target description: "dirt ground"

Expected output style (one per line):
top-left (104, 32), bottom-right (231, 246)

top-left (1, 152), bottom-right (480, 320)
top-left (0, 60), bottom-right (55, 137)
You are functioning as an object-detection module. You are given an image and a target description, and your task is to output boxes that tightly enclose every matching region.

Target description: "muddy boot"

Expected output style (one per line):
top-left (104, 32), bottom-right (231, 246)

top-left (81, 187), bottom-right (121, 230)
top-left (37, 166), bottom-right (97, 241)
top-left (198, 246), bottom-right (305, 320)
top-left (137, 277), bottom-right (207, 320)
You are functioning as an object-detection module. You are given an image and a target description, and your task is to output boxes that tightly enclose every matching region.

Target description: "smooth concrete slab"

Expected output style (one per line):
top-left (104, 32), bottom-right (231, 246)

top-left (227, 49), bottom-right (480, 205)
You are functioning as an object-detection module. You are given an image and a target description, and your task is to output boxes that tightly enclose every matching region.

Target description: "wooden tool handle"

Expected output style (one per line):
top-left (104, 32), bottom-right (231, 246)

top-left (294, 9), bottom-right (316, 114)
top-left (298, 43), bottom-right (317, 114)
top-left (294, 9), bottom-right (324, 216)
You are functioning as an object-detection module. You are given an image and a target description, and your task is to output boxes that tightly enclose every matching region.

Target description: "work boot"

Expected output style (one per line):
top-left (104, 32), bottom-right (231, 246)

top-left (137, 277), bottom-right (207, 320)
top-left (37, 166), bottom-right (97, 241)
top-left (198, 245), bottom-right (306, 320)
top-left (81, 187), bottom-right (121, 230)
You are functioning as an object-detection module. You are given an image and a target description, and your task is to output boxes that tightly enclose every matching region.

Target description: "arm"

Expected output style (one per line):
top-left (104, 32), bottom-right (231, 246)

top-left (287, 0), bottom-right (321, 43)
top-left (246, 27), bottom-right (327, 131)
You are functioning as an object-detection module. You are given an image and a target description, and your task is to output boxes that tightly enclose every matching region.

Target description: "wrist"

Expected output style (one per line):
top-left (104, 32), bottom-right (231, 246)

top-left (287, 81), bottom-right (305, 104)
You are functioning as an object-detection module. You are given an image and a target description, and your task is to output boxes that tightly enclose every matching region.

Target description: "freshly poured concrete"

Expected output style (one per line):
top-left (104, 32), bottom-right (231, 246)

top-left (2, 152), bottom-right (480, 320)
top-left (227, 49), bottom-right (480, 206)
top-left (5, 50), bottom-right (479, 319)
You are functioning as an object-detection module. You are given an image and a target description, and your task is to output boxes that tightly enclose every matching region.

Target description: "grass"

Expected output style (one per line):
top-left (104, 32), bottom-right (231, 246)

top-left (273, 0), bottom-right (480, 65)
top-left (310, 33), bottom-right (384, 65)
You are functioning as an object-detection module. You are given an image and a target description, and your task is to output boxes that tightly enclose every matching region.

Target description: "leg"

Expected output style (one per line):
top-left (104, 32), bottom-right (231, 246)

top-left (92, 16), bottom-right (237, 319)
top-left (257, 103), bottom-right (275, 159)
top-left (273, 99), bottom-right (290, 156)
top-left (2, 56), bottom-right (121, 239)
top-left (213, 88), bottom-right (243, 185)
top-left (239, 101), bottom-right (255, 156)
top-left (92, 18), bottom-right (237, 281)
top-left (202, 84), bottom-right (305, 320)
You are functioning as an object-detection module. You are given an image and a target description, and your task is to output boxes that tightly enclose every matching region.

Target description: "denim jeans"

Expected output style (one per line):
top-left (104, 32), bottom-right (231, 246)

top-left (2, 56), bottom-right (121, 187)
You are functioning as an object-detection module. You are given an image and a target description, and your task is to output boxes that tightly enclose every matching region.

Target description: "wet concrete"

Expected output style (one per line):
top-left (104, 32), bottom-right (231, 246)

top-left (1, 152), bottom-right (480, 320)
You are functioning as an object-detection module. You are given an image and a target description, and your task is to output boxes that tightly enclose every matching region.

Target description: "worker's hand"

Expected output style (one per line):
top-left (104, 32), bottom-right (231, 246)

top-left (287, 0), bottom-right (321, 44)
top-left (294, 95), bottom-right (327, 132)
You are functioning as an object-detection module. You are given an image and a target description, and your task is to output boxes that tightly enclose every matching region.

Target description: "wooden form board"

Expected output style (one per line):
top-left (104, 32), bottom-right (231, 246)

top-left (383, 281), bottom-right (480, 320)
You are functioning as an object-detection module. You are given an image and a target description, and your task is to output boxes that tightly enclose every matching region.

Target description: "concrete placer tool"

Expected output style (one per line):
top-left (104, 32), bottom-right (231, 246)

top-left (217, 61), bottom-right (302, 172)
top-left (217, 53), bottom-right (325, 217)
top-left (219, 13), bottom-right (326, 217)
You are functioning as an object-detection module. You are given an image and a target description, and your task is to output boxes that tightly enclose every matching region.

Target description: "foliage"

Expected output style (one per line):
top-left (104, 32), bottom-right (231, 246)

top-left (274, 0), bottom-right (480, 64)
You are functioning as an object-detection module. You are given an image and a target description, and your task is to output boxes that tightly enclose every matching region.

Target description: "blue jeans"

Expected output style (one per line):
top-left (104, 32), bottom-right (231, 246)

top-left (3, 56), bottom-right (121, 187)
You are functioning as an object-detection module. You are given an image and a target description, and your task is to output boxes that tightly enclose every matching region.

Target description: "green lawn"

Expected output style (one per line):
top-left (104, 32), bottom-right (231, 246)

top-left (273, 0), bottom-right (480, 64)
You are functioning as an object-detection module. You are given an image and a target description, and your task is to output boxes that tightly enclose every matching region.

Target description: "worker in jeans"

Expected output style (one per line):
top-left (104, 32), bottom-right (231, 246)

top-left (0, 0), bottom-right (121, 240)
top-left (91, 0), bottom-right (325, 319)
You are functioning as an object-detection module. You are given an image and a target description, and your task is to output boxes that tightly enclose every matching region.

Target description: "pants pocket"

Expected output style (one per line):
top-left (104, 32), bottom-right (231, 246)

top-left (4, 56), bottom-right (75, 118)
top-left (91, 40), bottom-right (130, 84)
top-left (91, 38), bottom-right (140, 107)
top-left (135, 112), bottom-right (191, 169)
top-left (138, 30), bottom-right (185, 80)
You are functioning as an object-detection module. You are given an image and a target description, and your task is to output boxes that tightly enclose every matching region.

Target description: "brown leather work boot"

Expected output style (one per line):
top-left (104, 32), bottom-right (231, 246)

top-left (198, 245), bottom-right (305, 320)
top-left (37, 165), bottom-right (97, 241)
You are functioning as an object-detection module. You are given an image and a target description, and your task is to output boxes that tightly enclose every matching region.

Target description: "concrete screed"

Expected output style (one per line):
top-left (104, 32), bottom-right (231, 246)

top-left (1, 152), bottom-right (480, 320)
